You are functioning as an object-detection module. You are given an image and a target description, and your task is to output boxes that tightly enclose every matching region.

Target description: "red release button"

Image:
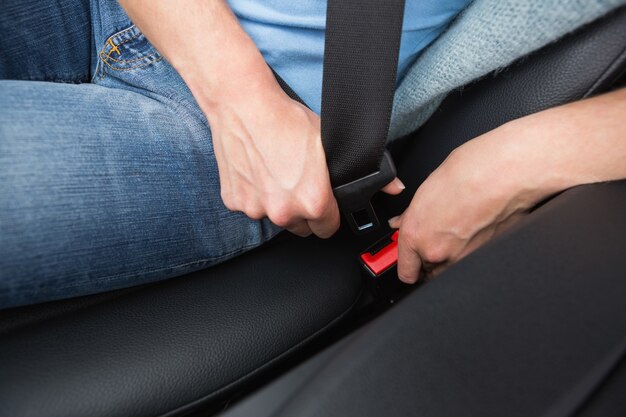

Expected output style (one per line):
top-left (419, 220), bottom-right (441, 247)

top-left (360, 231), bottom-right (399, 276)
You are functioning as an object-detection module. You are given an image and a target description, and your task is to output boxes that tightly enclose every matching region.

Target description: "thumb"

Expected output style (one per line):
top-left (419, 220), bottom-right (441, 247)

top-left (380, 177), bottom-right (405, 195)
top-left (397, 231), bottom-right (422, 284)
top-left (307, 193), bottom-right (341, 239)
top-left (387, 213), bottom-right (404, 229)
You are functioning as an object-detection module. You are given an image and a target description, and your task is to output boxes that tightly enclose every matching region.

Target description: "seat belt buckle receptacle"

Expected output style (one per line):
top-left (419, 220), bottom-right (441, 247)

top-left (360, 230), bottom-right (399, 277)
top-left (360, 229), bottom-right (412, 302)
top-left (333, 151), bottom-right (397, 235)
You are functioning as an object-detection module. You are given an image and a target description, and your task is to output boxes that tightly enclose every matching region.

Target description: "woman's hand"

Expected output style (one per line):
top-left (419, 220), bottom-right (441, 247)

top-left (206, 80), bottom-right (340, 238)
top-left (391, 87), bottom-right (626, 283)
top-left (206, 79), bottom-right (404, 237)
top-left (389, 121), bottom-right (544, 282)
top-left (118, 0), bottom-right (340, 237)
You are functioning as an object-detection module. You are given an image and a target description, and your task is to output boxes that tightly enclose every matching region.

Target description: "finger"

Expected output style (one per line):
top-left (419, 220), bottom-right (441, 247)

top-left (285, 220), bottom-right (313, 238)
top-left (397, 231), bottom-right (422, 284)
top-left (243, 202), bottom-right (265, 220)
top-left (307, 195), bottom-right (341, 239)
top-left (387, 213), bottom-right (404, 229)
top-left (380, 177), bottom-right (406, 195)
top-left (212, 139), bottom-right (235, 209)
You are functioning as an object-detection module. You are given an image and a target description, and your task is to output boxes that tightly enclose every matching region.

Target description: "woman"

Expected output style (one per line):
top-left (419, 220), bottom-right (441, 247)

top-left (0, 0), bottom-right (625, 308)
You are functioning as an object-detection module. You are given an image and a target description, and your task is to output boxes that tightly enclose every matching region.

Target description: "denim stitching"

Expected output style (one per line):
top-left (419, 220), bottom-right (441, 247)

top-left (106, 25), bottom-right (137, 44)
top-left (95, 44), bottom-right (108, 81)
top-left (111, 25), bottom-right (135, 37)
top-left (96, 25), bottom-right (161, 79)
top-left (101, 55), bottom-right (163, 71)
top-left (106, 32), bottom-right (142, 53)
top-left (97, 26), bottom-right (137, 60)
top-left (101, 51), bottom-right (160, 64)
top-left (102, 32), bottom-right (143, 61)
top-left (95, 65), bottom-right (107, 81)
top-left (111, 26), bottom-right (139, 41)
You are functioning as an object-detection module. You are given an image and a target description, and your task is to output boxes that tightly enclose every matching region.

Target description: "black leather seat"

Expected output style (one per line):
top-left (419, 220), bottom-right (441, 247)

top-left (0, 228), bottom-right (366, 417)
top-left (1, 6), bottom-right (626, 417)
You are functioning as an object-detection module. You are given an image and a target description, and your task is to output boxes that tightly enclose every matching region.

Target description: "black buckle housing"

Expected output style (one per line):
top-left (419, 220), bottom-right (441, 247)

top-left (333, 151), bottom-right (397, 235)
top-left (360, 230), bottom-right (413, 303)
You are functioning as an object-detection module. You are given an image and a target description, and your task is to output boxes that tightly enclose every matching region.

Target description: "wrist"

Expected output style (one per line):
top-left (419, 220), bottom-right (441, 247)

top-left (173, 23), bottom-right (280, 121)
top-left (190, 54), bottom-right (277, 111)
top-left (453, 119), bottom-right (568, 215)
top-left (495, 117), bottom-right (576, 206)
top-left (164, 8), bottom-right (279, 120)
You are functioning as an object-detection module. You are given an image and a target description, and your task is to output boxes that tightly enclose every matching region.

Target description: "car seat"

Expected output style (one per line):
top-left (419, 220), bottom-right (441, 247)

top-left (1, 6), bottom-right (626, 417)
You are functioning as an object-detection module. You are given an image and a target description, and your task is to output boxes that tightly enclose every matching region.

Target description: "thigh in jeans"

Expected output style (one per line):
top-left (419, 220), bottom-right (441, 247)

top-left (0, 80), bottom-right (280, 309)
top-left (0, 2), bottom-right (281, 309)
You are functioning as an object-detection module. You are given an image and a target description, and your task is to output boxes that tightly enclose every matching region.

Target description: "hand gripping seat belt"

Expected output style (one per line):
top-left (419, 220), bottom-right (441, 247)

top-left (321, 0), bottom-right (406, 234)
top-left (275, 0), bottom-right (406, 235)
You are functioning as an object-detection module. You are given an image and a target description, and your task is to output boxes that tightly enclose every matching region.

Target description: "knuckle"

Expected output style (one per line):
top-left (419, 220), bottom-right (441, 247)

top-left (400, 226), bottom-right (421, 249)
top-left (299, 179), bottom-right (332, 218)
top-left (244, 205), bottom-right (265, 220)
top-left (302, 193), bottom-right (328, 219)
top-left (221, 192), bottom-right (237, 211)
top-left (400, 225), bottom-right (447, 263)
top-left (267, 203), bottom-right (295, 226)
top-left (421, 243), bottom-right (448, 264)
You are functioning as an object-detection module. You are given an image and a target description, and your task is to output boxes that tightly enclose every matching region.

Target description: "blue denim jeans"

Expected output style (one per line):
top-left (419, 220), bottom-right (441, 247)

top-left (0, 0), bottom-right (281, 309)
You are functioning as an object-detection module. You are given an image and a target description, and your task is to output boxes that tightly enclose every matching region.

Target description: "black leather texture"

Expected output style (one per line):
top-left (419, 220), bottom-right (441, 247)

top-left (575, 354), bottom-right (626, 417)
top-left (0, 232), bottom-right (364, 417)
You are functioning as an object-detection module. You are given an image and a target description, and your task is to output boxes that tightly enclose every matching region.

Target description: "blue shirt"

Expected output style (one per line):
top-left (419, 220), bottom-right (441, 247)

top-left (228, 0), bottom-right (471, 114)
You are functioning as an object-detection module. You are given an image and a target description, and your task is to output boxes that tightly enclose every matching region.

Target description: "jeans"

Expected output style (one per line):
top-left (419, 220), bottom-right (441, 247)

top-left (0, 0), bottom-right (281, 309)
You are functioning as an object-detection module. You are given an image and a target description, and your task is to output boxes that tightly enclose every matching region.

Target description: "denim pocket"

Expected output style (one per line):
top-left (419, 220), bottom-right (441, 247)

top-left (95, 25), bottom-right (162, 80)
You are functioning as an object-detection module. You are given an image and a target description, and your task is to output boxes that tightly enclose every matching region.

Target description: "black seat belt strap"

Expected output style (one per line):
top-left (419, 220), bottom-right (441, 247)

top-left (321, 0), bottom-right (406, 234)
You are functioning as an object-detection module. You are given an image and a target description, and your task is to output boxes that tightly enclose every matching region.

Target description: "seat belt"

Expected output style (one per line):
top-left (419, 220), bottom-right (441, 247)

top-left (322, 0), bottom-right (406, 234)
top-left (275, 0), bottom-right (406, 235)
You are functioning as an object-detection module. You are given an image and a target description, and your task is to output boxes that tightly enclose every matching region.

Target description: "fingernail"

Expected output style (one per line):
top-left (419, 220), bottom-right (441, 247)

top-left (388, 216), bottom-right (401, 227)
top-left (394, 178), bottom-right (406, 190)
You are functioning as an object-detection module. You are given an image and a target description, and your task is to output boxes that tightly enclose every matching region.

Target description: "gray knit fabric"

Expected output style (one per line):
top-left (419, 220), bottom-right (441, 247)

top-left (389, 0), bottom-right (626, 140)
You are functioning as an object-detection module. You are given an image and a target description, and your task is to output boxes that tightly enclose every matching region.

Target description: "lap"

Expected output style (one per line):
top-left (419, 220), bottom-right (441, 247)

top-left (0, 1), bottom-right (282, 309)
top-left (0, 80), bottom-right (279, 309)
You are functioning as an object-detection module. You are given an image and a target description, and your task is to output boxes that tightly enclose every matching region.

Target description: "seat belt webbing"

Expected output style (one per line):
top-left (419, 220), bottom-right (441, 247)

top-left (275, 0), bottom-right (406, 234)
top-left (321, 0), bottom-right (406, 186)
top-left (320, 0), bottom-right (406, 233)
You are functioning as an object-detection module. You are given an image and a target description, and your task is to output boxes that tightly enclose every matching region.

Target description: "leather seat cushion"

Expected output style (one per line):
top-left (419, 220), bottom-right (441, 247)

top-left (0, 230), bottom-right (364, 417)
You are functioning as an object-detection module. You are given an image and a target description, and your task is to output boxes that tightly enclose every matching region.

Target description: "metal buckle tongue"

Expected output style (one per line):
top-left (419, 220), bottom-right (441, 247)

top-left (333, 151), bottom-right (397, 235)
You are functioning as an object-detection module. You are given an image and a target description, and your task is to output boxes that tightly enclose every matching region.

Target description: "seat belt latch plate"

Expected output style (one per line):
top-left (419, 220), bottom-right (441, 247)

top-left (333, 151), bottom-right (397, 235)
